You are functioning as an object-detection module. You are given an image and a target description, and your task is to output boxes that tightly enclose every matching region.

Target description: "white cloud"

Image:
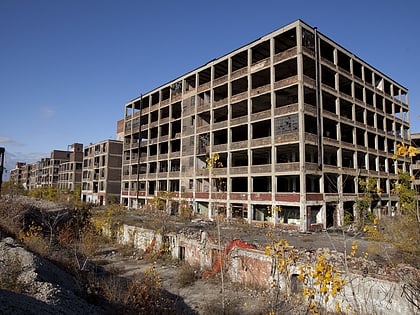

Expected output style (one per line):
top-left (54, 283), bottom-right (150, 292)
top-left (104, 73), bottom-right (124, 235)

top-left (40, 106), bottom-right (55, 119)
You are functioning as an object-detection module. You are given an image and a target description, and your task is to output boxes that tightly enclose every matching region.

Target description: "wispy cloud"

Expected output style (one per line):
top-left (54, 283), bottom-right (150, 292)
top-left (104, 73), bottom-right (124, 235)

top-left (0, 136), bottom-right (24, 147)
top-left (40, 106), bottom-right (55, 119)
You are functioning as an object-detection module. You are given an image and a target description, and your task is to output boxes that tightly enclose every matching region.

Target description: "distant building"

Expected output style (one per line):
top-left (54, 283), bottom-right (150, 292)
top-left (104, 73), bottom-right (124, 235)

top-left (57, 143), bottom-right (84, 191)
top-left (9, 162), bottom-right (27, 187)
top-left (81, 140), bottom-right (123, 205)
top-left (121, 20), bottom-right (410, 231)
top-left (9, 143), bottom-right (83, 191)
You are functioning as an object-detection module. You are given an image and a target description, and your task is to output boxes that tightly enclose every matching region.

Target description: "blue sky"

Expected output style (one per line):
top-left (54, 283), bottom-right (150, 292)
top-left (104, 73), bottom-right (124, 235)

top-left (1, 0), bottom-right (419, 180)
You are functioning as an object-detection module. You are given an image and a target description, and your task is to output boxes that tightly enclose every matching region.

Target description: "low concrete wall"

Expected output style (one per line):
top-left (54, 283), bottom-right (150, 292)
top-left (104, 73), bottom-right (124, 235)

top-left (116, 224), bottom-right (419, 314)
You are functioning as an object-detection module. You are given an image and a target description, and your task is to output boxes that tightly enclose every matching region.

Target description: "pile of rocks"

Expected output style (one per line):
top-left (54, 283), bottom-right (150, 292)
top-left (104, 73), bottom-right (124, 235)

top-left (0, 236), bottom-right (101, 315)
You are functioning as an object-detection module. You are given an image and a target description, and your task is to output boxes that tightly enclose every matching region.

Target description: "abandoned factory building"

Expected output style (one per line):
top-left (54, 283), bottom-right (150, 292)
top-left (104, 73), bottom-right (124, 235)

top-left (121, 19), bottom-right (410, 231)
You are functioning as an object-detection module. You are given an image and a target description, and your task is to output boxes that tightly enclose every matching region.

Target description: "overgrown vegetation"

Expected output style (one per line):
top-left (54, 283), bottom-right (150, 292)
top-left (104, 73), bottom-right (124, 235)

top-left (0, 188), bottom-right (180, 313)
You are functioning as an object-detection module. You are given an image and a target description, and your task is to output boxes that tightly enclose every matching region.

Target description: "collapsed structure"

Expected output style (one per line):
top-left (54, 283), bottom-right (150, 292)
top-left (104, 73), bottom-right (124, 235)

top-left (121, 20), bottom-right (410, 231)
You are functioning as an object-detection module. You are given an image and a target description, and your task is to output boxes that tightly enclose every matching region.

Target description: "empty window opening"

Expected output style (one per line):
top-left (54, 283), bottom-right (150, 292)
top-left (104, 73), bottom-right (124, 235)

top-left (301, 27), bottom-right (314, 50)
top-left (324, 173), bottom-right (338, 193)
top-left (353, 60), bottom-right (362, 80)
top-left (159, 161), bottom-right (168, 172)
top-left (385, 99), bottom-right (393, 115)
top-left (378, 156), bottom-right (386, 172)
top-left (169, 180), bottom-right (179, 192)
top-left (383, 80), bottom-right (391, 96)
top-left (356, 128), bottom-right (365, 146)
top-left (322, 91), bottom-right (336, 114)
top-left (305, 144), bottom-right (318, 164)
top-left (339, 74), bottom-right (352, 96)
top-left (364, 67), bottom-right (373, 86)
top-left (184, 74), bottom-right (196, 91)
top-left (171, 121), bottom-right (181, 138)
top-left (213, 129), bottom-right (228, 145)
top-left (340, 124), bottom-right (353, 144)
top-left (151, 92), bottom-right (159, 105)
top-left (355, 106), bottom-right (364, 124)
top-left (277, 175), bottom-right (300, 192)
top-left (275, 28), bottom-right (297, 53)
top-left (366, 111), bottom-right (375, 127)
top-left (337, 50), bottom-right (351, 72)
top-left (159, 180), bottom-right (167, 191)
top-left (214, 84), bottom-right (228, 103)
top-left (342, 149), bottom-right (354, 168)
top-left (172, 102), bottom-right (182, 119)
top-left (198, 91), bottom-right (211, 106)
top-left (304, 87), bottom-right (317, 107)
top-left (306, 174), bottom-right (320, 192)
top-left (282, 206), bottom-right (300, 224)
top-left (368, 154), bottom-right (376, 171)
top-left (354, 83), bottom-right (363, 101)
top-left (149, 144), bottom-right (158, 156)
top-left (170, 139), bottom-right (181, 153)
top-left (231, 125), bottom-right (248, 142)
top-left (252, 148), bottom-right (271, 165)
top-left (231, 100), bottom-right (248, 119)
top-left (253, 176), bottom-right (271, 192)
top-left (323, 118), bottom-right (337, 139)
top-left (197, 111), bottom-right (210, 127)
top-left (161, 87), bottom-right (170, 101)
top-left (160, 123), bottom-right (169, 137)
top-left (231, 150), bottom-right (248, 167)
top-left (151, 110), bottom-right (159, 123)
top-left (213, 106), bottom-right (228, 123)
top-left (357, 152), bottom-right (366, 169)
top-left (232, 77), bottom-right (248, 96)
top-left (149, 162), bottom-right (157, 173)
top-left (385, 119), bottom-right (394, 135)
top-left (275, 58), bottom-right (298, 81)
top-left (321, 66), bottom-right (335, 89)
top-left (159, 142), bottom-right (168, 154)
top-left (275, 85), bottom-right (298, 107)
top-left (252, 40), bottom-right (270, 64)
top-left (375, 94), bottom-right (384, 110)
top-left (197, 133), bottom-right (209, 154)
top-left (304, 115), bottom-right (317, 135)
top-left (252, 68), bottom-right (270, 89)
top-left (377, 115), bottom-right (384, 131)
top-left (232, 177), bottom-right (248, 192)
top-left (368, 133), bottom-right (376, 150)
top-left (214, 60), bottom-right (228, 80)
top-left (324, 146), bottom-right (337, 166)
top-left (199, 68), bottom-right (211, 86)
top-left (320, 40), bottom-right (334, 64)
top-left (302, 55), bottom-right (316, 80)
top-left (232, 50), bottom-right (248, 72)
top-left (150, 127), bottom-right (158, 139)
top-left (342, 175), bottom-right (355, 193)
top-left (365, 89), bottom-right (374, 107)
top-left (276, 144), bottom-right (299, 163)
top-left (252, 93), bottom-right (271, 114)
top-left (160, 106), bottom-right (169, 119)
top-left (252, 120), bottom-right (271, 139)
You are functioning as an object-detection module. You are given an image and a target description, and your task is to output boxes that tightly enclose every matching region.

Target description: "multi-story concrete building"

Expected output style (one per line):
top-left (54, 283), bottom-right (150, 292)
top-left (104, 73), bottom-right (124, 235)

top-left (121, 20), bottom-right (410, 231)
top-left (57, 143), bottom-right (83, 191)
top-left (9, 162), bottom-right (27, 187)
top-left (81, 140), bottom-right (123, 205)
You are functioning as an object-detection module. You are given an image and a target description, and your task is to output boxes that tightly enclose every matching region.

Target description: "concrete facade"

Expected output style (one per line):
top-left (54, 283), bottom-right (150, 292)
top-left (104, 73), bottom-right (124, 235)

top-left (121, 20), bottom-right (410, 231)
